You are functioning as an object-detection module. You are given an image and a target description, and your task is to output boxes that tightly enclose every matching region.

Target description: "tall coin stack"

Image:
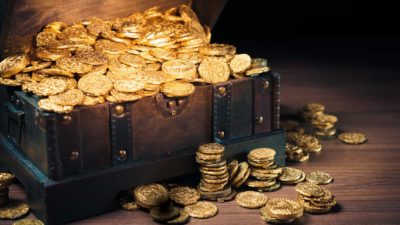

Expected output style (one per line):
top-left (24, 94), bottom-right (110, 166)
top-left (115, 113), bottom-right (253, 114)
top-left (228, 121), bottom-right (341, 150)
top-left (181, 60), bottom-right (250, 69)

top-left (311, 113), bottom-right (338, 139)
top-left (245, 148), bottom-right (282, 192)
top-left (196, 143), bottom-right (233, 201)
top-left (0, 173), bottom-right (15, 207)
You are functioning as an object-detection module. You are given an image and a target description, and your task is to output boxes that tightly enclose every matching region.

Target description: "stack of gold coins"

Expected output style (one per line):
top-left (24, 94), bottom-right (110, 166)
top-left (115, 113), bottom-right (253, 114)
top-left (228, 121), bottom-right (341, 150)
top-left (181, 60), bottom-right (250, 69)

top-left (259, 198), bottom-right (303, 223)
top-left (196, 143), bottom-right (233, 201)
top-left (285, 143), bottom-right (310, 162)
top-left (278, 167), bottom-right (306, 185)
top-left (300, 103), bottom-right (325, 121)
top-left (286, 131), bottom-right (323, 153)
top-left (311, 113), bottom-right (338, 138)
top-left (295, 182), bottom-right (337, 214)
top-left (245, 148), bottom-right (282, 192)
top-left (0, 173), bottom-right (14, 207)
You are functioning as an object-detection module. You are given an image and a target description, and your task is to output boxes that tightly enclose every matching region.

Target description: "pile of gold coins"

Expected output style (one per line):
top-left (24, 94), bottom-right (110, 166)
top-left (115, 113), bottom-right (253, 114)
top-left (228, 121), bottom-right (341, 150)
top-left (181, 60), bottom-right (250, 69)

top-left (295, 182), bottom-right (337, 214)
top-left (0, 5), bottom-right (269, 114)
top-left (245, 148), bottom-right (282, 192)
top-left (195, 143), bottom-right (234, 202)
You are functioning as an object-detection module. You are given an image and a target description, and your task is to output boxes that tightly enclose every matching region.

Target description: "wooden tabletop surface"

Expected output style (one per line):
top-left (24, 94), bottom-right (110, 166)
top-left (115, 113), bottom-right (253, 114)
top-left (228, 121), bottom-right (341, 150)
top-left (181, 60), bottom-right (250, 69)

top-left (1, 38), bottom-right (400, 225)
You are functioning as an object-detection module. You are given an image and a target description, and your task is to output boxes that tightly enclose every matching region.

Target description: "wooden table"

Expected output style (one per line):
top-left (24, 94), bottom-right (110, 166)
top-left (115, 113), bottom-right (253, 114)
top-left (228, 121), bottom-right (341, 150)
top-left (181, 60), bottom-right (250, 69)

top-left (2, 38), bottom-right (400, 225)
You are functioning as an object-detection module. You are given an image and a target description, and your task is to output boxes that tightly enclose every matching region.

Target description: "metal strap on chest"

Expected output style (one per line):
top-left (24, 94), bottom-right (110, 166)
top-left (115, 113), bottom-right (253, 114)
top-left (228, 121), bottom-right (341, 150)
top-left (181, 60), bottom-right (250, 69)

top-left (212, 82), bottom-right (232, 143)
top-left (110, 103), bottom-right (133, 165)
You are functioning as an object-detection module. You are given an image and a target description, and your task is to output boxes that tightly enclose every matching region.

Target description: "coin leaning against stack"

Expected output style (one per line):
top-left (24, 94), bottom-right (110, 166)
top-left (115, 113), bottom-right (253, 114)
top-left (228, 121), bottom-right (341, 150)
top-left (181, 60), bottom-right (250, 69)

top-left (0, 5), bottom-right (270, 114)
top-left (196, 143), bottom-right (235, 202)
top-left (245, 148), bottom-right (282, 192)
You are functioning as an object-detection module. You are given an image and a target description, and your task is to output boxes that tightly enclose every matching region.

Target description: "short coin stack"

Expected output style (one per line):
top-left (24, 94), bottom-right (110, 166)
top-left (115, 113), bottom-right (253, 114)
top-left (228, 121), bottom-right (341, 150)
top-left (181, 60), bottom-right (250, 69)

top-left (286, 131), bottom-right (322, 153)
top-left (196, 143), bottom-right (233, 201)
top-left (278, 167), bottom-right (306, 185)
top-left (245, 148), bottom-right (282, 192)
top-left (259, 198), bottom-right (303, 224)
top-left (311, 113), bottom-right (338, 139)
top-left (0, 173), bottom-right (14, 207)
top-left (300, 103), bottom-right (325, 122)
top-left (306, 171), bottom-right (333, 185)
top-left (295, 182), bottom-right (336, 214)
top-left (285, 143), bottom-right (310, 162)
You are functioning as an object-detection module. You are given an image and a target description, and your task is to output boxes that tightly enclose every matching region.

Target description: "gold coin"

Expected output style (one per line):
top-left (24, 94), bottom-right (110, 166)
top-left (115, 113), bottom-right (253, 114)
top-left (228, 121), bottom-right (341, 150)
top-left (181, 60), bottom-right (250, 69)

top-left (114, 79), bottom-right (146, 93)
top-left (133, 184), bottom-right (169, 209)
top-left (229, 54), bottom-right (251, 73)
top-left (338, 132), bottom-right (367, 145)
top-left (295, 182), bottom-right (324, 197)
top-left (78, 74), bottom-right (113, 97)
top-left (95, 39), bottom-right (127, 55)
top-left (227, 160), bottom-right (239, 181)
top-left (306, 171), bottom-right (333, 185)
top-left (244, 66), bottom-right (270, 76)
top-left (278, 167), bottom-right (305, 184)
top-left (166, 209), bottom-right (190, 224)
top-left (303, 103), bottom-right (325, 112)
top-left (232, 166), bottom-right (251, 188)
top-left (260, 212), bottom-right (295, 224)
top-left (251, 58), bottom-right (268, 67)
top-left (198, 143), bottom-right (225, 155)
top-left (74, 50), bottom-right (108, 65)
top-left (133, 70), bottom-right (174, 85)
top-left (22, 62), bottom-right (52, 73)
top-left (31, 77), bottom-right (68, 96)
top-left (184, 201), bottom-right (218, 219)
top-left (48, 89), bottom-right (84, 106)
top-left (36, 31), bottom-right (57, 47)
top-left (161, 80), bottom-right (195, 97)
top-left (297, 195), bottom-right (332, 214)
top-left (0, 173), bottom-right (15, 188)
top-left (198, 58), bottom-right (230, 83)
top-left (80, 95), bottom-right (105, 106)
top-left (179, 4), bottom-right (200, 22)
top-left (263, 198), bottom-right (303, 220)
top-left (248, 148), bottom-right (276, 161)
top-left (162, 59), bottom-right (196, 80)
top-left (235, 191), bottom-right (267, 209)
top-left (119, 54), bottom-right (146, 68)
top-left (199, 43), bottom-right (236, 56)
top-left (35, 47), bottom-right (71, 61)
top-left (245, 179), bottom-right (276, 188)
top-left (12, 219), bottom-right (44, 225)
top-left (0, 201), bottom-right (30, 219)
top-left (169, 186), bottom-right (200, 206)
top-left (108, 57), bottom-right (141, 75)
top-left (37, 67), bottom-right (74, 77)
top-left (110, 89), bottom-right (142, 102)
top-left (177, 52), bottom-right (203, 64)
top-left (149, 48), bottom-right (177, 61)
top-left (0, 54), bottom-right (30, 78)
top-left (0, 77), bottom-right (21, 86)
top-left (38, 98), bottom-right (74, 113)
top-left (231, 162), bottom-right (249, 186)
top-left (150, 204), bottom-right (180, 222)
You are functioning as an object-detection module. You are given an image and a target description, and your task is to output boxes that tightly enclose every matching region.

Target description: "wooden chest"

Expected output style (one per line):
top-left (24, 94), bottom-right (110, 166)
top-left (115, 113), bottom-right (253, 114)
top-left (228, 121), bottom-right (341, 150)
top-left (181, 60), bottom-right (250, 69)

top-left (0, 0), bottom-right (285, 224)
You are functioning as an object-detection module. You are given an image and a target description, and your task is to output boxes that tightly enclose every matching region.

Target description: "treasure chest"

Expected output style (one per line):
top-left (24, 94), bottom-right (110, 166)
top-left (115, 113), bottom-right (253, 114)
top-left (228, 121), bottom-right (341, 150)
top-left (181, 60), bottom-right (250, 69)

top-left (0, 0), bottom-right (285, 224)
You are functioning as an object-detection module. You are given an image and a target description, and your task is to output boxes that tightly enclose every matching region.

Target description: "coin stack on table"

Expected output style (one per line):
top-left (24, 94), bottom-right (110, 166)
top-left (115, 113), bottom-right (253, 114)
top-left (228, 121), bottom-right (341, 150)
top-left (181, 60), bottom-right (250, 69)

top-left (195, 143), bottom-right (234, 201)
top-left (311, 113), bottom-right (338, 139)
top-left (0, 173), bottom-right (14, 207)
top-left (245, 148), bottom-right (283, 192)
top-left (300, 103), bottom-right (325, 122)
top-left (295, 182), bottom-right (337, 214)
top-left (259, 198), bottom-right (304, 223)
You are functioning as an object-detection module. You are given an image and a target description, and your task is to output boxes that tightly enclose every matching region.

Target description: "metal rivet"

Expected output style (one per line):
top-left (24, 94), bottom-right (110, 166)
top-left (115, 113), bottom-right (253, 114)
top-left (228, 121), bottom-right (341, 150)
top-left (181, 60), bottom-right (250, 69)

top-left (115, 105), bottom-right (124, 116)
top-left (118, 149), bottom-right (127, 160)
top-left (256, 116), bottom-right (264, 124)
top-left (171, 109), bottom-right (177, 116)
top-left (62, 115), bottom-right (72, 124)
top-left (168, 101), bottom-right (176, 107)
top-left (217, 131), bottom-right (225, 139)
top-left (218, 87), bottom-right (226, 96)
top-left (263, 81), bottom-right (269, 90)
top-left (70, 151), bottom-right (79, 161)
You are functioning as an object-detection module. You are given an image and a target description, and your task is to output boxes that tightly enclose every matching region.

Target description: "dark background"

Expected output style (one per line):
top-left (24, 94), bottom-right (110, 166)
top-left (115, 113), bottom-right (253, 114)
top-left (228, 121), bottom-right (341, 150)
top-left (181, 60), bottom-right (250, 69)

top-left (212, 0), bottom-right (400, 39)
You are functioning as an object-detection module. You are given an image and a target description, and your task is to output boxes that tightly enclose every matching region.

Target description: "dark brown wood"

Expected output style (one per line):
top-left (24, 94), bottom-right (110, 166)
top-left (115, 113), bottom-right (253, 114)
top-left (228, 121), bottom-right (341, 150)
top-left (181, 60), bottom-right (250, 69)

top-left (2, 38), bottom-right (399, 225)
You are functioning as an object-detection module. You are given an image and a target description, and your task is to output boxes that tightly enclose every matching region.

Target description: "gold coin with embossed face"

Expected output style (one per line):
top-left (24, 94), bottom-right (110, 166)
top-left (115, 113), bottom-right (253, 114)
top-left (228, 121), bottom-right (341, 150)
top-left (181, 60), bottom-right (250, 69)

top-left (78, 74), bottom-right (112, 97)
top-left (161, 80), bottom-right (195, 97)
top-left (236, 191), bottom-right (268, 209)
top-left (162, 59), bottom-right (196, 79)
top-left (0, 54), bottom-right (30, 78)
top-left (133, 184), bottom-right (169, 209)
top-left (338, 132), bottom-right (367, 145)
top-left (12, 219), bottom-right (45, 225)
top-left (49, 89), bottom-right (84, 106)
top-left (184, 201), bottom-right (218, 219)
top-left (306, 171), bottom-right (333, 185)
top-left (262, 198), bottom-right (303, 220)
top-left (198, 58), bottom-right (230, 84)
top-left (229, 54), bottom-right (251, 73)
top-left (0, 202), bottom-right (30, 219)
top-left (169, 186), bottom-right (200, 206)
